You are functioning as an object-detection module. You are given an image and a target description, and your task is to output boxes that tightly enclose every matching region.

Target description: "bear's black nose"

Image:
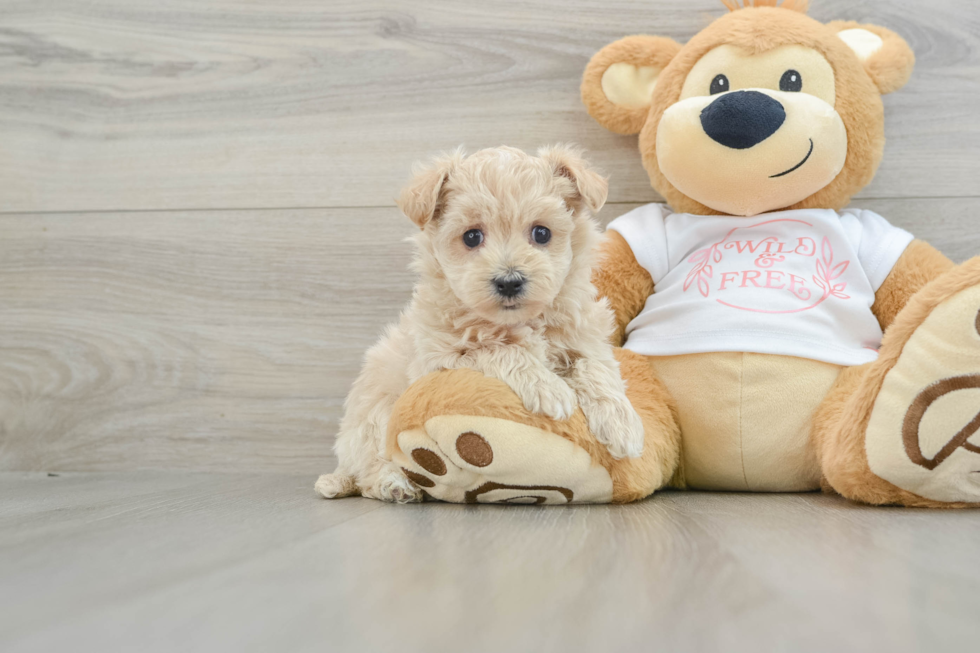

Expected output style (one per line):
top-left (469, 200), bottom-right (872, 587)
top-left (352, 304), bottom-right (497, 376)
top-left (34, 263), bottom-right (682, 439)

top-left (700, 90), bottom-right (786, 149)
top-left (493, 275), bottom-right (525, 298)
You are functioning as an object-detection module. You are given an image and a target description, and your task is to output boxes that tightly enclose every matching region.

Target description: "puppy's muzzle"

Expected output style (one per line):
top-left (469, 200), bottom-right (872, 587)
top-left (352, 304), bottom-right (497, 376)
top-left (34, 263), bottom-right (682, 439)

top-left (492, 273), bottom-right (526, 299)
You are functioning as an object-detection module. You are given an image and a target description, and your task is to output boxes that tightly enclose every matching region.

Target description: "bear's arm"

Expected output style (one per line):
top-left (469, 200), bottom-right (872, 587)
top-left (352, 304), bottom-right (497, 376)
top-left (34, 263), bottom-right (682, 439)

top-left (871, 239), bottom-right (955, 330)
top-left (592, 230), bottom-right (654, 347)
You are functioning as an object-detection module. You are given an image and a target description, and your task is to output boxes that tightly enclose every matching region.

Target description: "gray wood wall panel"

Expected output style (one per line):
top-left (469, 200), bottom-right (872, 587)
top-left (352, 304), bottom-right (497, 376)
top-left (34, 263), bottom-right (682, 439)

top-left (2, 198), bottom-right (977, 473)
top-left (0, 0), bottom-right (978, 213)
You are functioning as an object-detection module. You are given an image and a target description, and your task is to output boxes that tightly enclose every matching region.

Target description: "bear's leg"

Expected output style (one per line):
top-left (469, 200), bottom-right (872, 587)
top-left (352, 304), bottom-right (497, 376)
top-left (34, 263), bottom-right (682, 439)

top-left (814, 258), bottom-right (980, 507)
top-left (385, 349), bottom-right (681, 504)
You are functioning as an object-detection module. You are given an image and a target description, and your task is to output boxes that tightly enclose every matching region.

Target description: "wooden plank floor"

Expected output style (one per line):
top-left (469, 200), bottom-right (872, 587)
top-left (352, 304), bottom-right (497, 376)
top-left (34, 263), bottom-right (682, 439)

top-left (1, 472), bottom-right (979, 653)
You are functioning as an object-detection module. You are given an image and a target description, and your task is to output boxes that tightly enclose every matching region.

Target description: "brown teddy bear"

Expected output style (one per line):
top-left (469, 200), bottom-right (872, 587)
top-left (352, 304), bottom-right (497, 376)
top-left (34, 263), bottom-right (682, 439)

top-left (385, 0), bottom-right (980, 507)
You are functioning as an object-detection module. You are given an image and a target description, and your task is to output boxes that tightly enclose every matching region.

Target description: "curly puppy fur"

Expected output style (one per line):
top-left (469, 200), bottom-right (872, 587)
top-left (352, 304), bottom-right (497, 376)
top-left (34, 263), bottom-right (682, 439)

top-left (316, 145), bottom-right (647, 502)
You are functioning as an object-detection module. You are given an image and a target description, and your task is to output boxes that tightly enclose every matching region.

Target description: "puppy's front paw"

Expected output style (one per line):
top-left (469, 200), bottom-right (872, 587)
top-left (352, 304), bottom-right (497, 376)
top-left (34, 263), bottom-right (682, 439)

top-left (586, 397), bottom-right (645, 459)
top-left (315, 473), bottom-right (359, 499)
top-left (520, 378), bottom-right (577, 421)
top-left (361, 465), bottom-right (424, 504)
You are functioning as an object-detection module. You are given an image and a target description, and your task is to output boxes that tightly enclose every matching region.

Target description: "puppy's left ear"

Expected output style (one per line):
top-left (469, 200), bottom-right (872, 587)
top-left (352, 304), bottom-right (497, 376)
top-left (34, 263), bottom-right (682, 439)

top-left (829, 21), bottom-right (915, 95)
top-left (396, 151), bottom-right (461, 229)
top-left (539, 145), bottom-right (608, 214)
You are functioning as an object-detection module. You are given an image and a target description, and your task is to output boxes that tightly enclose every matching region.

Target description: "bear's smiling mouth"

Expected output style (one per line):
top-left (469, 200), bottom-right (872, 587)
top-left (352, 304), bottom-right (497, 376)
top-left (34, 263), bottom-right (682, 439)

top-left (770, 138), bottom-right (814, 178)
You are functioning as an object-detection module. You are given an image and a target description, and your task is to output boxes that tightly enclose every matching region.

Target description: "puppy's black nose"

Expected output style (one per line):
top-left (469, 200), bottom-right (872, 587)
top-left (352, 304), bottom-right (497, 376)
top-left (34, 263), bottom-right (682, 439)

top-left (493, 275), bottom-right (525, 298)
top-left (700, 90), bottom-right (786, 150)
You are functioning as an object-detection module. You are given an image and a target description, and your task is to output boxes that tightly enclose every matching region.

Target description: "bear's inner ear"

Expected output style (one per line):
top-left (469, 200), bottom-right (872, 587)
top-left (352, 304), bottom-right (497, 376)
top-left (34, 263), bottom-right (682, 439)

top-left (837, 28), bottom-right (884, 61)
top-left (830, 22), bottom-right (915, 95)
top-left (601, 63), bottom-right (661, 109)
top-left (582, 35), bottom-right (682, 136)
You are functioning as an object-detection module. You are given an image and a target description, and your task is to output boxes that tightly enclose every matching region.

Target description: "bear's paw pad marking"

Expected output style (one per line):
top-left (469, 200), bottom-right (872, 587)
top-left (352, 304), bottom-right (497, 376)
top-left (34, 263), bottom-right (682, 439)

top-left (867, 286), bottom-right (980, 503)
top-left (410, 448), bottom-right (447, 476)
top-left (455, 432), bottom-right (493, 467)
top-left (391, 416), bottom-right (614, 504)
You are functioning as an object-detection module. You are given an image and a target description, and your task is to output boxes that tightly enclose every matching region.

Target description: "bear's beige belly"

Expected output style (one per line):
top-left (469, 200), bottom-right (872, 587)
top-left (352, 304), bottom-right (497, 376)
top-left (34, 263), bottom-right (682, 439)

top-left (649, 352), bottom-right (842, 492)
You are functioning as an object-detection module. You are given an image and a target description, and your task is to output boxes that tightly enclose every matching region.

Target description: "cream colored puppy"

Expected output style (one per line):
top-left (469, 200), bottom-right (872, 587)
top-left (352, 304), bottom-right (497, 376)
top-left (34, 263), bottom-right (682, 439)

top-left (316, 145), bottom-right (644, 502)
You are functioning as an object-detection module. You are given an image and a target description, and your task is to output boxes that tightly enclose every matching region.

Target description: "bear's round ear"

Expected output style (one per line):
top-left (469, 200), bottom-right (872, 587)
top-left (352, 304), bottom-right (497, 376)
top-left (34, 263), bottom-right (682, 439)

top-left (581, 35), bottom-right (682, 135)
top-left (829, 21), bottom-right (915, 95)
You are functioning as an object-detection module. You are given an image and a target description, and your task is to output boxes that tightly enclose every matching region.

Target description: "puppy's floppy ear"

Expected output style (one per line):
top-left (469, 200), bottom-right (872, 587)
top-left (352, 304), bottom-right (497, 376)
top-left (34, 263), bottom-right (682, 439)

top-left (581, 35), bottom-right (682, 135)
top-left (396, 151), bottom-right (462, 229)
top-left (539, 144), bottom-right (608, 214)
top-left (829, 21), bottom-right (915, 95)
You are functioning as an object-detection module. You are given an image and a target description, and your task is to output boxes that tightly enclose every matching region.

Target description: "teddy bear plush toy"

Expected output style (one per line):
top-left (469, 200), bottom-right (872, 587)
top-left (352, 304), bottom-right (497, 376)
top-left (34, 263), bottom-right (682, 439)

top-left (384, 0), bottom-right (980, 507)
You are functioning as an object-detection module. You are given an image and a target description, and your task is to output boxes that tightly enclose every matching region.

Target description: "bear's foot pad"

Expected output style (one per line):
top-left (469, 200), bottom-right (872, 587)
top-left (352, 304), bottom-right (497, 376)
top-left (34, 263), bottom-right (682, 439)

top-left (867, 284), bottom-right (980, 503)
top-left (392, 415), bottom-right (613, 504)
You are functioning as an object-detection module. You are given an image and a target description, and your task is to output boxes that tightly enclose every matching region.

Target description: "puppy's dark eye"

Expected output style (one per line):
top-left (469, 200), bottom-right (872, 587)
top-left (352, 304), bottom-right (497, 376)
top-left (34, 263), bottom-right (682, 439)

top-left (710, 74), bottom-right (729, 95)
top-left (462, 229), bottom-right (483, 248)
top-left (531, 225), bottom-right (551, 245)
top-left (779, 69), bottom-right (802, 92)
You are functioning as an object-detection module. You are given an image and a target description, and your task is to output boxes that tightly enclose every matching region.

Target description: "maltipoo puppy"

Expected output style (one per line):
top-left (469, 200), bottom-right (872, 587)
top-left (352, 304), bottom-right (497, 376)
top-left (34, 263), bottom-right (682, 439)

top-left (316, 145), bottom-right (644, 502)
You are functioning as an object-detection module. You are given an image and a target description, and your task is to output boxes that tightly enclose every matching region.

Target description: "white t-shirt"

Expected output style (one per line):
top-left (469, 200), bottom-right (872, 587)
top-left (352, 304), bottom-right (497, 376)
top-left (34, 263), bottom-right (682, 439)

top-left (607, 204), bottom-right (914, 366)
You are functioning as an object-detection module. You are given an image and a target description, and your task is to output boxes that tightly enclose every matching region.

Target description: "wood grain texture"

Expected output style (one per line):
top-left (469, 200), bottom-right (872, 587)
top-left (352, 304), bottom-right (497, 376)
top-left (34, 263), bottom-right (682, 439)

top-left (0, 207), bottom-right (415, 472)
top-left (0, 0), bottom-right (978, 213)
top-left (1, 199), bottom-right (978, 473)
top-left (1, 473), bottom-right (979, 653)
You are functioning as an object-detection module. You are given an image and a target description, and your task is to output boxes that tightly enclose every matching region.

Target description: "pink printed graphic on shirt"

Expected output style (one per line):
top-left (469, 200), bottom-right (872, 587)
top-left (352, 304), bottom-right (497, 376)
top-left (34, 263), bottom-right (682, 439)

top-left (683, 219), bottom-right (851, 314)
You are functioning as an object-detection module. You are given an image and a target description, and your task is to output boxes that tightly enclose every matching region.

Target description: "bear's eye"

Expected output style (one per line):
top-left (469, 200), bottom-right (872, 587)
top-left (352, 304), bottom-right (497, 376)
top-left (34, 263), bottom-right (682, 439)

top-left (709, 74), bottom-right (729, 95)
top-left (531, 225), bottom-right (551, 245)
top-left (779, 69), bottom-right (802, 92)
top-left (463, 229), bottom-right (484, 248)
